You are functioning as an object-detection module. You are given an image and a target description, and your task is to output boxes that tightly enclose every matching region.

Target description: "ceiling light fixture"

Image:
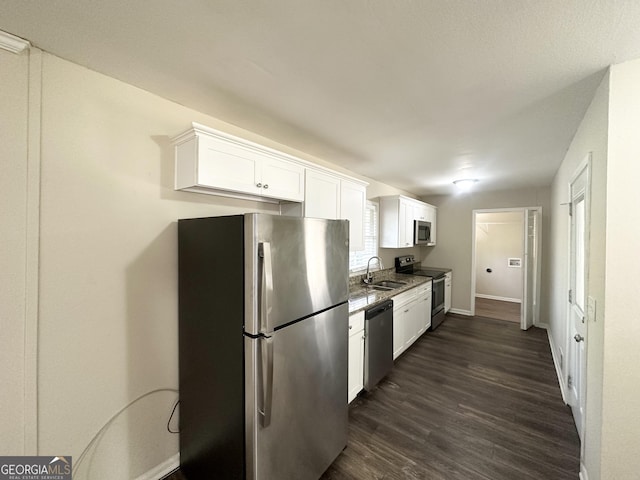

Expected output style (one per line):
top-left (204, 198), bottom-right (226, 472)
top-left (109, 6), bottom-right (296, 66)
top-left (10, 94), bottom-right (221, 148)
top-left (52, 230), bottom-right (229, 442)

top-left (453, 178), bottom-right (478, 192)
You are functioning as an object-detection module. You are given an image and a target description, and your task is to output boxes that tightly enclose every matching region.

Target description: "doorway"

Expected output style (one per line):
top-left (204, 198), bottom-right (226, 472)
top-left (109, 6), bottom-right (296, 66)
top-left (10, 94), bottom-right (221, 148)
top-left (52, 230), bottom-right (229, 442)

top-left (471, 207), bottom-right (542, 329)
top-left (567, 156), bottom-right (591, 443)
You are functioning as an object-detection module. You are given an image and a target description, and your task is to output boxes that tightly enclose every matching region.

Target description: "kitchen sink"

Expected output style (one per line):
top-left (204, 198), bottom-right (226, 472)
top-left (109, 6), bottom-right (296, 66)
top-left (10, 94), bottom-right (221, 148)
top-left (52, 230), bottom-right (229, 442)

top-left (367, 285), bottom-right (393, 291)
top-left (371, 280), bottom-right (407, 289)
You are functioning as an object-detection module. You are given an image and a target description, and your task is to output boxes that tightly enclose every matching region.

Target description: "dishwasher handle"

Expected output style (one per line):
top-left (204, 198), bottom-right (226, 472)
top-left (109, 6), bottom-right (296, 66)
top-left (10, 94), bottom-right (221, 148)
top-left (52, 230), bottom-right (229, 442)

top-left (365, 300), bottom-right (394, 319)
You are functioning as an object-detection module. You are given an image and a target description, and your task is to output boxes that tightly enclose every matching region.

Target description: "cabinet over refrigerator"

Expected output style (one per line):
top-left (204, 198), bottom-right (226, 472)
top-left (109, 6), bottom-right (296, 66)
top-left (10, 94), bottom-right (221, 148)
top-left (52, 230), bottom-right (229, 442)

top-left (178, 214), bottom-right (350, 480)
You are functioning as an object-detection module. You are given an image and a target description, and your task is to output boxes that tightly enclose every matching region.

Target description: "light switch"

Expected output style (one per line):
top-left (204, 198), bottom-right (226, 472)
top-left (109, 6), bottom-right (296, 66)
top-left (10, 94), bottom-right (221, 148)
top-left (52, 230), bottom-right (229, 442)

top-left (587, 296), bottom-right (596, 322)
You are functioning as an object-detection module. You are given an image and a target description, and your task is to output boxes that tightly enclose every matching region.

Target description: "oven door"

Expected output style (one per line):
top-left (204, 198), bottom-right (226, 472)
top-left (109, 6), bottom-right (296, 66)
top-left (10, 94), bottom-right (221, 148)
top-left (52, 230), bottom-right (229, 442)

top-left (430, 276), bottom-right (446, 329)
top-left (414, 220), bottom-right (431, 245)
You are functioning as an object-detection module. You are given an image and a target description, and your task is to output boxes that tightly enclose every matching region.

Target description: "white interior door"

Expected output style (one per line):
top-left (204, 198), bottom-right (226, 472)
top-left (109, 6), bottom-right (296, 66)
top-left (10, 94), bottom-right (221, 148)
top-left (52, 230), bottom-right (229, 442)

top-left (568, 162), bottom-right (590, 441)
top-left (521, 208), bottom-right (541, 330)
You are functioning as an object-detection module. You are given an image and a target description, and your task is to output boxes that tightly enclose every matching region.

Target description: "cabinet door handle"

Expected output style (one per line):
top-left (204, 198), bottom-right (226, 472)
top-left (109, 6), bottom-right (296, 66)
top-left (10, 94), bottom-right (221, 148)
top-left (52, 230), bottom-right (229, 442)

top-left (263, 184), bottom-right (269, 189)
top-left (349, 325), bottom-right (353, 330)
top-left (256, 182), bottom-right (262, 188)
top-left (404, 309), bottom-right (409, 313)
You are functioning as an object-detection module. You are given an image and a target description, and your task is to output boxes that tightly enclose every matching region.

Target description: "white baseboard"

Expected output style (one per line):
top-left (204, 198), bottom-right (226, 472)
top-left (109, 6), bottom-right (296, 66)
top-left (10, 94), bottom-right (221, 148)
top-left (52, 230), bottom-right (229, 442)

top-left (134, 453), bottom-right (179, 480)
top-left (475, 293), bottom-right (522, 303)
top-left (547, 329), bottom-right (567, 404)
top-left (536, 322), bottom-right (549, 330)
top-left (448, 308), bottom-right (472, 316)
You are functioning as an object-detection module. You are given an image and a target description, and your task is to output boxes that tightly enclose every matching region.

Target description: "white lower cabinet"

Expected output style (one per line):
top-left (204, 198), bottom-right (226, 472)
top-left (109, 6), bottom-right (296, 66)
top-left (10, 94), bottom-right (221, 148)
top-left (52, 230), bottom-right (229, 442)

top-left (348, 311), bottom-right (365, 403)
top-left (392, 282), bottom-right (432, 360)
top-left (392, 306), bottom-right (406, 360)
top-left (416, 283), bottom-right (432, 336)
top-left (393, 289), bottom-right (417, 359)
top-left (444, 272), bottom-right (452, 313)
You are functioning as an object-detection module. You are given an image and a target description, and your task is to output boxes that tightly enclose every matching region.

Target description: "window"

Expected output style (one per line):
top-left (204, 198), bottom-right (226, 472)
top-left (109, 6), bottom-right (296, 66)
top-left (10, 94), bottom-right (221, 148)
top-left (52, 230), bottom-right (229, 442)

top-left (349, 201), bottom-right (378, 272)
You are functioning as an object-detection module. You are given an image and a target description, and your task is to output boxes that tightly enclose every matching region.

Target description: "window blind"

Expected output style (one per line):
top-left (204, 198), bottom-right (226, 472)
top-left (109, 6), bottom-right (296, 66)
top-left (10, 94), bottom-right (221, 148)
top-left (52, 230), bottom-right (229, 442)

top-left (349, 201), bottom-right (378, 272)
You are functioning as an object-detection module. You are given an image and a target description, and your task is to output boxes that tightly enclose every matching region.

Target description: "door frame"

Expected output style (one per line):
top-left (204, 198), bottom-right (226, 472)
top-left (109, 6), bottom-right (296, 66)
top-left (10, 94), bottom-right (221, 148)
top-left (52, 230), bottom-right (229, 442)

top-left (471, 207), bottom-right (542, 329)
top-left (565, 154), bottom-right (592, 450)
top-left (522, 207), bottom-right (543, 330)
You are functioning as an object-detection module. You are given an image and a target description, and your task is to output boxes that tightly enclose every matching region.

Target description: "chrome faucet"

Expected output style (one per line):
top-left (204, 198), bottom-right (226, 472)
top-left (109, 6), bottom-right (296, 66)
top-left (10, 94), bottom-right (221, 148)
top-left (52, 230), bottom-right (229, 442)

top-left (364, 256), bottom-right (384, 284)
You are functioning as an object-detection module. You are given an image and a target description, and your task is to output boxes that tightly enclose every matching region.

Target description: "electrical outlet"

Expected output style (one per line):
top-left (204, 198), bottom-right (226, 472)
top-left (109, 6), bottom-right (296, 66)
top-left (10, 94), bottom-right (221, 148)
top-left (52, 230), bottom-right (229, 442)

top-left (587, 296), bottom-right (597, 322)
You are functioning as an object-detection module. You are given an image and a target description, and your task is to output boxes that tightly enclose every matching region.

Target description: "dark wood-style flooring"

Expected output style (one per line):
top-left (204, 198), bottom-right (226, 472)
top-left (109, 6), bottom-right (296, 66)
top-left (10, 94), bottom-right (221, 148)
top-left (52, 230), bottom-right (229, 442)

top-left (475, 297), bottom-right (521, 323)
top-left (165, 314), bottom-right (579, 480)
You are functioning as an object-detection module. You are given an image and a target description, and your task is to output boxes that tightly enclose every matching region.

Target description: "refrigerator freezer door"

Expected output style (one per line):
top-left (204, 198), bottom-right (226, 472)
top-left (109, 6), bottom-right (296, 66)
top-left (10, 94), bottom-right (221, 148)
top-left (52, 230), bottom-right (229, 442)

top-left (245, 214), bottom-right (349, 335)
top-left (245, 303), bottom-right (348, 480)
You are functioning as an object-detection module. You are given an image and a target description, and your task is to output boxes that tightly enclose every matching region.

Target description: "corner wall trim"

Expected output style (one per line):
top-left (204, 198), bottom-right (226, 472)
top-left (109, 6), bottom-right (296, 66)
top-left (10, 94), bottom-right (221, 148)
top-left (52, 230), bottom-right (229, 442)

top-left (579, 462), bottom-right (589, 480)
top-left (134, 453), bottom-right (179, 480)
top-left (547, 328), bottom-right (568, 404)
top-left (0, 30), bottom-right (31, 54)
top-left (24, 47), bottom-right (43, 455)
top-left (448, 308), bottom-right (472, 316)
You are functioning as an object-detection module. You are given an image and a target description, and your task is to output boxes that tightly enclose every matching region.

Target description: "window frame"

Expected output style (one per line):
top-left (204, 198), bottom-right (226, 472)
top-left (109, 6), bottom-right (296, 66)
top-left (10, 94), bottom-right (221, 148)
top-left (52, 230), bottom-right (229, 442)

top-left (349, 200), bottom-right (379, 273)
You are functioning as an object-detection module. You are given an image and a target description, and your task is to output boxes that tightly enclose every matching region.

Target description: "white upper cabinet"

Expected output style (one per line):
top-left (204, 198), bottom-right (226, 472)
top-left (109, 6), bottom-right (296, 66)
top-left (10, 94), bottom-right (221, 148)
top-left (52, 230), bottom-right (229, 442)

top-left (414, 203), bottom-right (428, 222)
top-left (173, 123), bottom-right (368, 244)
top-left (340, 179), bottom-right (366, 251)
top-left (260, 155), bottom-right (305, 202)
top-left (304, 168), bottom-right (367, 251)
top-left (304, 169), bottom-right (341, 219)
top-left (173, 123), bottom-right (304, 203)
top-left (380, 195), bottom-right (437, 248)
top-left (424, 203), bottom-right (437, 246)
top-left (380, 196), bottom-right (412, 248)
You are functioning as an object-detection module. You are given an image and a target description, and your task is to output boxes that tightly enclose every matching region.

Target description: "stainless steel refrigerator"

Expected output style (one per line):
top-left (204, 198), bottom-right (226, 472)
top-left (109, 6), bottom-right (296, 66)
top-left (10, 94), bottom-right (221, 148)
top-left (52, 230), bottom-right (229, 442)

top-left (178, 214), bottom-right (349, 480)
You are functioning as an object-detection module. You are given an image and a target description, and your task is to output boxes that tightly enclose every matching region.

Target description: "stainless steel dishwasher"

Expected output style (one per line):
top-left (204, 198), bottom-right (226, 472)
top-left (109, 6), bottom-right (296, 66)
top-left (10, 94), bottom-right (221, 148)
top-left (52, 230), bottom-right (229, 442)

top-left (364, 300), bottom-right (394, 391)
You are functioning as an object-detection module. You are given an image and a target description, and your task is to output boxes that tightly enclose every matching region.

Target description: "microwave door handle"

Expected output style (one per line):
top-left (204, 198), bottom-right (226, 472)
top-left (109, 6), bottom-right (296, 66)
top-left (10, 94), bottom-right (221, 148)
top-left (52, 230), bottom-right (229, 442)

top-left (258, 242), bottom-right (273, 335)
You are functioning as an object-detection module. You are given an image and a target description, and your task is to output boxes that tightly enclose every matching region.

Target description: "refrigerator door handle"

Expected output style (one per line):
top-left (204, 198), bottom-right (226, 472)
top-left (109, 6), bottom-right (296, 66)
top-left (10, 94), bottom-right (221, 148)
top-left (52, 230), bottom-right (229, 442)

top-left (258, 242), bottom-right (274, 335)
top-left (258, 335), bottom-right (274, 427)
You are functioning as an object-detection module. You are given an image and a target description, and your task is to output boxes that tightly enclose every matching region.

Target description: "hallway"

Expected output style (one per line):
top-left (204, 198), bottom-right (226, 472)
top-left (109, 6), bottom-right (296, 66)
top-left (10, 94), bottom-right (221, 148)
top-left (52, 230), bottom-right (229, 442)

top-left (475, 297), bottom-right (521, 323)
top-left (322, 313), bottom-right (579, 479)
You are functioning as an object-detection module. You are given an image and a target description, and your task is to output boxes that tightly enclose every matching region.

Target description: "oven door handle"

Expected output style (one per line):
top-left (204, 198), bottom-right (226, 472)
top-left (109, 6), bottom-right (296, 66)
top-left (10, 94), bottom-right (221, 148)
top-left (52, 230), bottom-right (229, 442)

top-left (433, 277), bottom-right (445, 285)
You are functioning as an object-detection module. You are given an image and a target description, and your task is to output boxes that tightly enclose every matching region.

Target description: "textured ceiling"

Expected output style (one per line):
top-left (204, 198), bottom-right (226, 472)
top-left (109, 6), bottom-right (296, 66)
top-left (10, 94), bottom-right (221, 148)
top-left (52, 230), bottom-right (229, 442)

top-left (3, 1), bottom-right (640, 195)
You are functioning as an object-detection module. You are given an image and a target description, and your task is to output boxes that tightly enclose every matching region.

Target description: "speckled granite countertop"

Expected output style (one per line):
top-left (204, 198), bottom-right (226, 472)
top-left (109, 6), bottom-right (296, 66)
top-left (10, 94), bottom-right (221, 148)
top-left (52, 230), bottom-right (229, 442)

top-left (348, 269), bottom-right (431, 315)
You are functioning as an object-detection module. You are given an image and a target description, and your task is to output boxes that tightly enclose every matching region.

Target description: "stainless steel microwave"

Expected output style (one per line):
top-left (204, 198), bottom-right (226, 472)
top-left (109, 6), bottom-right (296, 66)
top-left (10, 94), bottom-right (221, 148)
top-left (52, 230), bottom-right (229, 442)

top-left (414, 220), bottom-right (431, 245)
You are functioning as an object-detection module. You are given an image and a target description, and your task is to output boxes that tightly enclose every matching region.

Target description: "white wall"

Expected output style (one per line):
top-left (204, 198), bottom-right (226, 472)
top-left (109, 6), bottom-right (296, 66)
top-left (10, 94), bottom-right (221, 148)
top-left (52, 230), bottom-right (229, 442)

top-left (548, 70), bottom-right (609, 479)
top-left (422, 188), bottom-right (550, 315)
top-left (3, 50), bottom-right (413, 478)
top-left (600, 59), bottom-right (640, 479)
top-left (0, 48), bottom-right (28, 456)
top-left (475, 212), bottom-right (524, 302)
top-left (37, 52), bottom-right (280, 479)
